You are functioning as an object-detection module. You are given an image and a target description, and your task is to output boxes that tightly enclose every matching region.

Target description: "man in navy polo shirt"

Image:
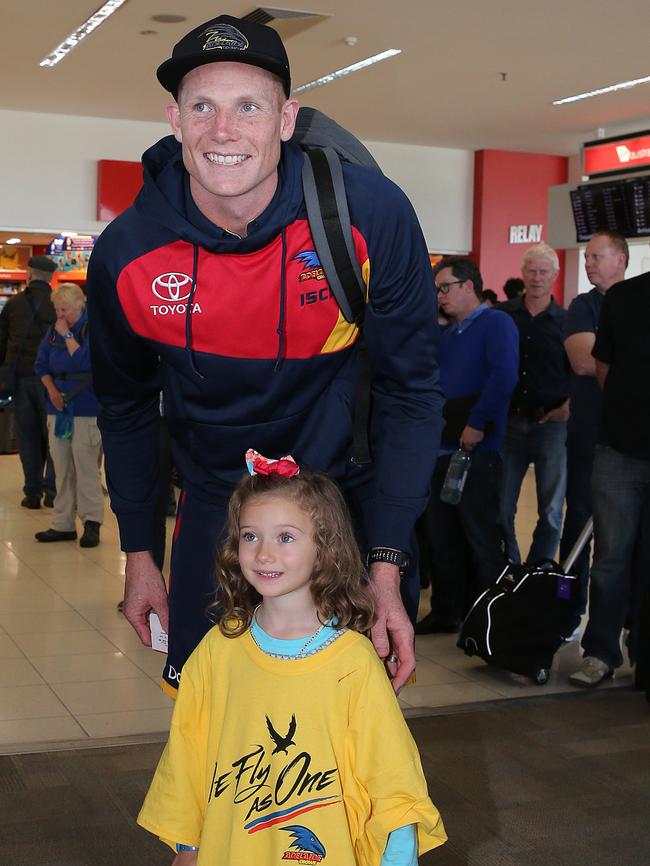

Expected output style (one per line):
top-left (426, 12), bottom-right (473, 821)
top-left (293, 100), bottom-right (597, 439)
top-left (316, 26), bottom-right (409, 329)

top-left (499, 244), bottom-right (571, 565)
top-left (416, 257), bottom-right (519, 633)
top-left (559, 231), bottom-right (628, 608)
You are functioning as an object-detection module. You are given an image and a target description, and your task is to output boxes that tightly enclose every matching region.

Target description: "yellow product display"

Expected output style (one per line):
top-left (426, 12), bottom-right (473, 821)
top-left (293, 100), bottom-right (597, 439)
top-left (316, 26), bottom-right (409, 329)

top-left (138, 628), bottom-right (446, 865)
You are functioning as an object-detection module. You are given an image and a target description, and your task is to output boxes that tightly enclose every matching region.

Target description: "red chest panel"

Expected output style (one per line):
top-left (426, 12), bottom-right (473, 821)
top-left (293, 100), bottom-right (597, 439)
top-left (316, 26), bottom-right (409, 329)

top-left (116, 221), bottom-right (365, 359)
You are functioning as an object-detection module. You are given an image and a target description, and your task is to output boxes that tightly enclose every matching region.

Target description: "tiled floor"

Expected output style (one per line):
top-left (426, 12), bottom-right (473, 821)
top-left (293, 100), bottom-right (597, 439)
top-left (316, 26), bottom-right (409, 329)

top-left (0, 450), bottom-right (633, 752)
top-left (3, 689), bottom-right (649, 866)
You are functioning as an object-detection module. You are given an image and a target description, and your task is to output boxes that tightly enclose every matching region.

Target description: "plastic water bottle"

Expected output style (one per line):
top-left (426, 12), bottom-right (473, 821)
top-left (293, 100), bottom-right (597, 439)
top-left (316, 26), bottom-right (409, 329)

top-left (440, 449), bottom-right (472, 505)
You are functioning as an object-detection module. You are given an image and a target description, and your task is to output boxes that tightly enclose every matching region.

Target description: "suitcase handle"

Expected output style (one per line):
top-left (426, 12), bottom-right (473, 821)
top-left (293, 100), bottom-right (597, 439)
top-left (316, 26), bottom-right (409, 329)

top-left (562, 518), bottom-right (593, 573)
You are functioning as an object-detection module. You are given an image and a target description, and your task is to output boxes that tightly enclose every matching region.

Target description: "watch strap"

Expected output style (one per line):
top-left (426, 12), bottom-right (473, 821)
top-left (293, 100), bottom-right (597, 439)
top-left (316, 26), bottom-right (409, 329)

top-left (366, 546), bottom-right (410, 575)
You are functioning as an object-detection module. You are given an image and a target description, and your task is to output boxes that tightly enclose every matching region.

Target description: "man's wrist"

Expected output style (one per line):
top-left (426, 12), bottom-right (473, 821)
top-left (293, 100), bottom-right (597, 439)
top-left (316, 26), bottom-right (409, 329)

top-left (367, 547), bottom-right (410, 578)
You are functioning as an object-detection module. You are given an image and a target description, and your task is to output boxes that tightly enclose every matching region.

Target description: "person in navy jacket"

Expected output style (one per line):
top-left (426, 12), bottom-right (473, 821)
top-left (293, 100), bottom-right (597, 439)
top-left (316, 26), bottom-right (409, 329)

top-left (86, 14), bottom-right (443, 694)
top-left (34, 282), bottom-right (103, 548)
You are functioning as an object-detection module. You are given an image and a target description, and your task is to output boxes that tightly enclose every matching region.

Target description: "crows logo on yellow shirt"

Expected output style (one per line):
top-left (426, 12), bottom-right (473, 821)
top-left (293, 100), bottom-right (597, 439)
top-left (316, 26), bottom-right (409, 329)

top-left (207, 712), bottom-right (340, 851)
top-left (280, 824), bottom-right (326, 862)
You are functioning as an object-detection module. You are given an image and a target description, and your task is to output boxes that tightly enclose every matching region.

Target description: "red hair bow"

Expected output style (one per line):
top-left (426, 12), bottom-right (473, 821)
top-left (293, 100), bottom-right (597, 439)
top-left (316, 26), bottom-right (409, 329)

top-left (245, 448), bottom-right (300, 478)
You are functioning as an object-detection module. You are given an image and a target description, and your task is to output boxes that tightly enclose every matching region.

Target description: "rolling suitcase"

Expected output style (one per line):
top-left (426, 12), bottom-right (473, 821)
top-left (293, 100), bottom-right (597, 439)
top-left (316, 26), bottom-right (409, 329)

top-left (457, 519), bottom-right (592, 684)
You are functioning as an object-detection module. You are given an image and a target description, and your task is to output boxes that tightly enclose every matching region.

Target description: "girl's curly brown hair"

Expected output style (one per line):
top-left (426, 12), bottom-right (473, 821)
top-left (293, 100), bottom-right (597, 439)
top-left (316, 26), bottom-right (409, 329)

top-left (213, 469), bottom-right (376, 638)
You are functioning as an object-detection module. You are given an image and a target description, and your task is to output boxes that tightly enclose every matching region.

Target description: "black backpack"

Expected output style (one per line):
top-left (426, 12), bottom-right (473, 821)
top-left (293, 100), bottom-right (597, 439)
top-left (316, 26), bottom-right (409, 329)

top-left (293, 107), bottom-right (382, 464)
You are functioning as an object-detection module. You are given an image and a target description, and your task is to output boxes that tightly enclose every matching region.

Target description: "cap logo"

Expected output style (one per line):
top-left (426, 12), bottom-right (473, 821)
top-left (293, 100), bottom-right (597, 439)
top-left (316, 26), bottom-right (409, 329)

top-left (201, 24), bottom-right (249, 54)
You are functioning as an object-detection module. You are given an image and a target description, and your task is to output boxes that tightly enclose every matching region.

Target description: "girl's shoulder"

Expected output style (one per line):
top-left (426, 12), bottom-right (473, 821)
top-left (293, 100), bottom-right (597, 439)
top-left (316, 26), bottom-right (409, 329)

top-left (338, 630), bottom-right (389, 672)
top-left (192, 622), bottom-right (246, 659)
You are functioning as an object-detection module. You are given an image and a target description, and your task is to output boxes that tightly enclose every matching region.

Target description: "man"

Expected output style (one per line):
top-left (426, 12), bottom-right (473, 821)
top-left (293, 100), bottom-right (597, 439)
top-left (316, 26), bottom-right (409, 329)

top-left (559, 232), bottom-right (628, 607)
top-left (416, 257), bottom-right (518, 633)
top-left (570, 264), bottom-right (650, 687)
top-left (86, 15), bottom-right (442, 694)
top-left (0, 255), bottom-right (56, 508)
top-left (499, 244), bottom-right (571, 564)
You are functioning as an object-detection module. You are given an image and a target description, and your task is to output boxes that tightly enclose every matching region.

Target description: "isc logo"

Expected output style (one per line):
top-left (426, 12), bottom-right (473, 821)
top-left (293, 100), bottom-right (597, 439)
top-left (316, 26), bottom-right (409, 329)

top-left (300, 287), bottom-right (334, 306)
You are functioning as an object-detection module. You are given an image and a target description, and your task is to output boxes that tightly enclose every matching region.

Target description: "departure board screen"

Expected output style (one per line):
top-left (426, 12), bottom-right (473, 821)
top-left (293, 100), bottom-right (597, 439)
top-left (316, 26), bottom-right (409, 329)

top-left (626, 176), bottom-right (650, 236)
top-left (570, 180), bottom-right (635, 242)
top-left (570, 175), bottom-right (650, 241)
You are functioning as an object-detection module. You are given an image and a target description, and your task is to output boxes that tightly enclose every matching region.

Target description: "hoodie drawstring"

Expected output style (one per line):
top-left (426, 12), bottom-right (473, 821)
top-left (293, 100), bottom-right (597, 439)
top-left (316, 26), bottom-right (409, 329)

top-left (274, 228), bottom-right (288, 371)
top-left (185, 244), bottom-right (205, 380)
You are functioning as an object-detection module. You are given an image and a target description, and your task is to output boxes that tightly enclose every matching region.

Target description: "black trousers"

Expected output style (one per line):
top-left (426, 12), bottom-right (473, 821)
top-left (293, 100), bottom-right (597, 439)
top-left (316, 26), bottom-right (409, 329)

top-left (424, 451), bottom-right (506, 623)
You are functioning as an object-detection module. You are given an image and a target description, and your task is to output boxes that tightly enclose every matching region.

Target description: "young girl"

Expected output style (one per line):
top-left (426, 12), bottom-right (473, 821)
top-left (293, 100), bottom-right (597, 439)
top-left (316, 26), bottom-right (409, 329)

top-left (138, 450), bottom-right (446, 865)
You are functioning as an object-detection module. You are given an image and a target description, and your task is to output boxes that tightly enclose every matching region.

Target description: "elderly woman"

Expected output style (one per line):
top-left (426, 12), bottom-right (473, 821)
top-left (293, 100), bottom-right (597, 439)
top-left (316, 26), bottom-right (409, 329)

top-left (34, 282), bottom-right (104, 547)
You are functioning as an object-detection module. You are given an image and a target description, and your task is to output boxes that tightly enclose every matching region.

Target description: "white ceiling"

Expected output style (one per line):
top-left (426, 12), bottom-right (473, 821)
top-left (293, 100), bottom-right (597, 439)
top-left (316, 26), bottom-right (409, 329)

top-left (3, 0), bottom-right (650, 155)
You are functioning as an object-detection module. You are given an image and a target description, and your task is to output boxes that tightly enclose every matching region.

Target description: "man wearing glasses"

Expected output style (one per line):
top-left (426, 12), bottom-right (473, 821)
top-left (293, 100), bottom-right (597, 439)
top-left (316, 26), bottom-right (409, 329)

top-left (416, 257), bottom-right (518, 634)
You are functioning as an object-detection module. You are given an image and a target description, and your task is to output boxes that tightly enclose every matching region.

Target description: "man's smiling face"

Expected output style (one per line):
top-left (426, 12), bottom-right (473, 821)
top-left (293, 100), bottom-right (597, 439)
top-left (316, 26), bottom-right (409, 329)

top-left (167, 61), bottom-right (298, 225)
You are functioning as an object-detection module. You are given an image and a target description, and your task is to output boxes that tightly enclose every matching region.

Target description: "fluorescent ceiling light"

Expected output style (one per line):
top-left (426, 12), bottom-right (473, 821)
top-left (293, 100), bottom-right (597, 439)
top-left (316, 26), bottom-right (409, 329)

top-left (292, 49), bottom-right (402, 94)
top-left (40, 0), bottom-right (129, 68)
top-left (553, 74), bottom-right (650, 105)
top-left (5, 238), bottom-right (21, 244)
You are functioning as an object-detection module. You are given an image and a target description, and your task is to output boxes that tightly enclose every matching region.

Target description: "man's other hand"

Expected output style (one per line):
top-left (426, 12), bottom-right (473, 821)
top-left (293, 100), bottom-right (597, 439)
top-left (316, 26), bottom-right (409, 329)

top-left (369, 561), bottom-right (415, 692)
top-left (459, 425), bottom-right (484, 450)
top-left (123, 551), bottom-right (169, 646)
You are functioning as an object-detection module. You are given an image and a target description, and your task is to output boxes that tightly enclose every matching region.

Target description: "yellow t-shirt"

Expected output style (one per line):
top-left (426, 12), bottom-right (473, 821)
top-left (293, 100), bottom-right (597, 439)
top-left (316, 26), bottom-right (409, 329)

top-left (138, 627), bottom-right (446, 865)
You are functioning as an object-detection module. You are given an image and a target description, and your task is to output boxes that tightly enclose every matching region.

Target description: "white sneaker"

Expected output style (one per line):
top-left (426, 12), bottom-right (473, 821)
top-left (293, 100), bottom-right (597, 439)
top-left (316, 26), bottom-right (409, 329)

top-left (569, 656), bottom-right (613, 688)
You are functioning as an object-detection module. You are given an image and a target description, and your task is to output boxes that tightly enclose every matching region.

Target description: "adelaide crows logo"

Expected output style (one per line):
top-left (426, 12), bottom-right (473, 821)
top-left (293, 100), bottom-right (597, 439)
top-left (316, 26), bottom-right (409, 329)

top-left (281, 825), bottom-right (326, 862)
top-left (201, 23), bottom-right (249, 53)
top-left (292, 250), bottom-right (326, 283)
top-left (266, 714), bottom-right (296, 755)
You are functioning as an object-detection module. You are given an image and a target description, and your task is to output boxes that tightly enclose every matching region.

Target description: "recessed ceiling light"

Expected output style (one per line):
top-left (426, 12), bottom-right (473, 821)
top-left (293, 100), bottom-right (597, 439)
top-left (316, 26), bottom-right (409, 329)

top-left (292, 49), bottom-right (402, 95)
top-left (553, 74), bottom-right (650, 105)
top-left (150, 14), bottom-right (187, 24)
top-left (5, 237), bottom-right (21, 244)
top-left (40, 0), bottom-right (130, 68)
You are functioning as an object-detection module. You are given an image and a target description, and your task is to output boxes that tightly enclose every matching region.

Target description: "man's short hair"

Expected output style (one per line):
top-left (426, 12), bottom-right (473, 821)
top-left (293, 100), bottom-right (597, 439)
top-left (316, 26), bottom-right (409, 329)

top-left (590, 230), bottom-right (630, 267)
top-left (521, 243), bottom-right (559, 272)
top-left (482, 289), bottom-right (498, 305)
top-left (433, 255), bottom-right (483, 299)
top-left (502, 277), bottom-right (524, 300)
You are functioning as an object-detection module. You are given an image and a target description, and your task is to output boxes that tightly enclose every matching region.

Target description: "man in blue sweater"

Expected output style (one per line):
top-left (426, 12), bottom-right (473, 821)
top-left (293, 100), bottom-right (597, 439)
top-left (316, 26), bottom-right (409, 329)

top-left (417, 257), bottom-right (519, 633)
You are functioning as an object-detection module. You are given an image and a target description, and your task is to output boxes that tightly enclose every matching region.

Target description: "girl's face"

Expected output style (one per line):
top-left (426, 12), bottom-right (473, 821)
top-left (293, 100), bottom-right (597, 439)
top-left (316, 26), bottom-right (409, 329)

top-left (238, 494), bottom-right (318, 606)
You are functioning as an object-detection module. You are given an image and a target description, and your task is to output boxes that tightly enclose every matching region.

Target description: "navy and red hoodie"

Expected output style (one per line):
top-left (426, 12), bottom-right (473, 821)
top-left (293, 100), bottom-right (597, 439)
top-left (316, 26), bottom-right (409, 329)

top-left (86, 136), bottom-right (443, 554)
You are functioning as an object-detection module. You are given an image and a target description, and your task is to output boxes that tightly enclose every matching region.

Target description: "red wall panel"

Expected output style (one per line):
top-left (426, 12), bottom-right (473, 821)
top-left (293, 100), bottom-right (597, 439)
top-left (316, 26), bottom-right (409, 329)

top-left (97, 160), bottom-right (142, 221)
top-left (472, 150), bottom-right (568, 303)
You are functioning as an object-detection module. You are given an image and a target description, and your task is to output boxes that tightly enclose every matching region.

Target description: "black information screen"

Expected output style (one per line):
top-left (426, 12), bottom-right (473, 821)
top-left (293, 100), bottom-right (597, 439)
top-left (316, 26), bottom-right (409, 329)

top-left (626, 176), bottom-right (650, 237)
top-left (570, 180), bottom-right (635, 242)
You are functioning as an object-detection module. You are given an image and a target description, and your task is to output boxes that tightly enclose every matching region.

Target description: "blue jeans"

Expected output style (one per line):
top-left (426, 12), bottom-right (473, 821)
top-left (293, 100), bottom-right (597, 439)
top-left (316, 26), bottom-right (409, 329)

top-left (559, 431), bottom-right (595, 612)
top-left (13, 375), bottom-right (56, 499)
top-left (500, 416), bottom-right (567, 564)
top-left (582, 445), bottom-right (650, 670)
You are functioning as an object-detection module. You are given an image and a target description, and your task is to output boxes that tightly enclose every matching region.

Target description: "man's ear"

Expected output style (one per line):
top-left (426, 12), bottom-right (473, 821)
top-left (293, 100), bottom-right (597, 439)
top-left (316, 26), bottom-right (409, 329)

top-left (279, 98), bottom-right (300, 142)
top-left (166, 102), bottom-right (182, 142)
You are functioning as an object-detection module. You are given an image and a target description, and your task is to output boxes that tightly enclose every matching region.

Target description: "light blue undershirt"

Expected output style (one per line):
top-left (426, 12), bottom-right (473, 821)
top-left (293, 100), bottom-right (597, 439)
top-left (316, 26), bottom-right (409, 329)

top-left (251, 616), bottom-right (418, 866)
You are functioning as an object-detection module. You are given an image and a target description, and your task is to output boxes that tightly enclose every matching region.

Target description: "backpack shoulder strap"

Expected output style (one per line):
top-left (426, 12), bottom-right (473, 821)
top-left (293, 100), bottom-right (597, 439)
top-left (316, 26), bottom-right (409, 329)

top-left (302, 147), bottom-right (372, 463)
top-left (302, 147), bottom-right (366, 326)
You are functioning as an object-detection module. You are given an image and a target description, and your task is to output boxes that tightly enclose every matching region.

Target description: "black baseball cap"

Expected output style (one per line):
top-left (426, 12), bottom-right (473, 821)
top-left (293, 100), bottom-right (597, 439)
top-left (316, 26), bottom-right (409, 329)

top-left (156, 14), bottom-right (291, 98)
top-left (27, 255), bottom-right (56, 273)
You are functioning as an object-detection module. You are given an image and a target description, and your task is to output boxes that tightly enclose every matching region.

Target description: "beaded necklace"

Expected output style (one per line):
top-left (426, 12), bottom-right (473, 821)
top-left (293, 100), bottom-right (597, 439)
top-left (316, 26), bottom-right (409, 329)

top-left (250, 606), bottom-right (346, 660)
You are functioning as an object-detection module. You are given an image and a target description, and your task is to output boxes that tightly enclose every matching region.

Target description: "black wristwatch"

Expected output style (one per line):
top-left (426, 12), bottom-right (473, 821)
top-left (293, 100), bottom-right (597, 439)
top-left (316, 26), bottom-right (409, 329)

top-left (366, 547), bottom-right (410, 578)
